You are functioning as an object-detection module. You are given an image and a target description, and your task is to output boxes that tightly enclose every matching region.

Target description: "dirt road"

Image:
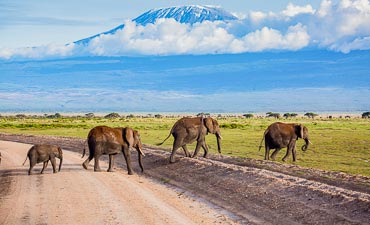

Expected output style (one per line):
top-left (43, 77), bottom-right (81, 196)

top-left (0, 141), bottom-right (238, 225)
top-left (1, 133), bottom-right (370, 225)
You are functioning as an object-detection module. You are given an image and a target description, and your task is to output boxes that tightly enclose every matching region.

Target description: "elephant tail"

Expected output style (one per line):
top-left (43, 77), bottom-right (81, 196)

top-left (82, 147), bottom-right (86, 158)
top-left (157, 132), bottom-right (172, 146)
top-left (81, 140), bottom-right (88, 158)
top-left (258, 129), bottom-right (268, 151)
top-left (22, 155), bottom-right (28, 166)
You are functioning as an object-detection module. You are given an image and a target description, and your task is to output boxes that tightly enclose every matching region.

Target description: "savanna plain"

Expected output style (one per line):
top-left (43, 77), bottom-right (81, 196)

top-left (1, 113), bottom-right (370, 224)
top-left (1, 114), bottom-right (369, 177)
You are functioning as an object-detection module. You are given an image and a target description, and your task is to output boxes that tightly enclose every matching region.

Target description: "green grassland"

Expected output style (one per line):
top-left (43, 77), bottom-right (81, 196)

top-left (1, 115), bottom-right (369, 177)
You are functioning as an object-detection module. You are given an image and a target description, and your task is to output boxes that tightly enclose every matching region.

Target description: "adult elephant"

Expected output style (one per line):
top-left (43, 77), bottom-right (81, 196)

top-left (259, 122), bottom-right (311, 162)
top-left (22, 144), bottom-right (63, 175)
top-left (158, 116), bottom-right (222, 163)
top-left (82, 126), bottom-right (145, 175)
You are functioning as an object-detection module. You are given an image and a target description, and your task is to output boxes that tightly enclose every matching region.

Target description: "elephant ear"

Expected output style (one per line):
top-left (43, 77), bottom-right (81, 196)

top-left (124, 128), bottom-right (135, 147)
top-left (204, 117), bottom-right (214, 134)
top-left (133, 130), bottom-right (142, 146)
top-left (58, 147), bottom-right (63, 156)
top-left (295, 124), bottom-right (304, 139)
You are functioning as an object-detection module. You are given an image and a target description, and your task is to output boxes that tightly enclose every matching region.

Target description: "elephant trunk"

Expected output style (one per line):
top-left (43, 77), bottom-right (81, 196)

top-left (301, 138), bottom-right (310, 151)
top-left (216, 131), bottom-right (222, 153)
top-left (58, 156), bottom-right (63, 172)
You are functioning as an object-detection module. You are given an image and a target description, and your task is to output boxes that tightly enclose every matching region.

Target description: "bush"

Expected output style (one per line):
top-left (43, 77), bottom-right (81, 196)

top-left (16, 114), bottom-right (27, 119)
top-left (243, 113), bottom-right (254, 118)
top-left (104, 112), bottom-right (120, 119)
top-left (266, 112), bottom-right (281, 119)
top-left (283, 113), bottom-right (298, 118)
top-left (85, 113), bottom-right (95, 118)
top-left (362, 112), bottom-right (370, 118)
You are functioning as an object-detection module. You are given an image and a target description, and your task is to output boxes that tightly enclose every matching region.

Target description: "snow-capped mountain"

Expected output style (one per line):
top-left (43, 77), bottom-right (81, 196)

top-left (133, 5), bottom-right (238, 25)
top-left (74, 5), bottom-right (237, 45)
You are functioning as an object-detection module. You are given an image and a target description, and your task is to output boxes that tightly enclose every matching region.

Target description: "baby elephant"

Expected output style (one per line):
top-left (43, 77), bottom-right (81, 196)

top-left (22, 144), bottom-right (63, 175)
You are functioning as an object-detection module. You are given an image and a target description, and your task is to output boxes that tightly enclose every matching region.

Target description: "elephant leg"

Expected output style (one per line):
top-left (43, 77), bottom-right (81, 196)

top-left (264, 146), bottom-right (271, 160)
top-left (192, 141), bottom-right (203, 158)
top-left (202, 143), bottom-right (209, 158)
top-left (271, 148), bottom-right (281, 161)
top-left (292, 144), bottom-right (297, 162)
top-left (169, 139), bottom-right (183, 163)
top-left (182, 145), bottom-right (191, 157)
top-left (282, 142), bottom-right (295, 162)
top-left (107, 154), bottom-right (115, 172)
top-left (28, 160), bottom-right (37, 175)
top-left (82, 154), bottom-right (94, 170)
top-left (50, 156), bottom-right (57, 173)
top-left (41, 161), bottom-right (49, 174)
top-left (94, 155), bottom-right (102, 172)
top-left (122, 147), bottom-right (133, 175)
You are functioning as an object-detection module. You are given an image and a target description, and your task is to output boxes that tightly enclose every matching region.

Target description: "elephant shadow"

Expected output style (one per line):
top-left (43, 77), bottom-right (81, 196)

top-left (0, 168), bottom-right (30, 177)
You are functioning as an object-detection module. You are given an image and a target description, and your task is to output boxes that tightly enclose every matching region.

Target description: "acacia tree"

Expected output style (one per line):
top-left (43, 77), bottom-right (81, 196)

top-left (304, 112), bottom-right (318, 119)
top-left (104, 112), bottom-right (120, 119)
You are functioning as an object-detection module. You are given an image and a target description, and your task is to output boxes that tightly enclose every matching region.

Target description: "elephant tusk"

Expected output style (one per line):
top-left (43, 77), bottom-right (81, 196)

top-left (308, 140), bottom-right (313, 145)
top-left (138, 148), bottom-right (145, 157)
top-left (218, 135), bottom-right (223, 140)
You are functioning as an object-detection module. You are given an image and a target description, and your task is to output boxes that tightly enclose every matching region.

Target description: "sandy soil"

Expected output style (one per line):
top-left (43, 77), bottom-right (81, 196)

top-left (1, 133), bottom-right (370, 224)
top-left (0, 140), bottom-right (238, 225)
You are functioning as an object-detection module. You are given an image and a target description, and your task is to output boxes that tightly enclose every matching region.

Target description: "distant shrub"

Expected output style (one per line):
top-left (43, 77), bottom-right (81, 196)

top-left (104, 112), bottom-right (120, 119)
top-left (126, 114), bottom-right (135, 118)
top-left (46, 113), bottom-right (62, 119)
top-left (243, 113), bottom-right (254, 118)
top-left (362, 112), bottom-right (370, 118)
top-left (85, 113), bottom-right (95, 118)
top-left (304, 112), bottom-right (318, 119)
top-left (16, 114), bottom-right (27, 119)
top-left (283, 113), bottom-right (298, 118)
top-left (266, 112), bottom-right (281, 119)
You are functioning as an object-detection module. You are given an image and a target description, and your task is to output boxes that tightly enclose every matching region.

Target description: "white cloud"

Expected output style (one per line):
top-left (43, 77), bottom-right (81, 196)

top-left (0, 43), bottom-right (75, 59)
top-left (310, 0), bottom-right (370, 52)
top-left (317, 0), bottom-right (333, 17)
top-left (1, 0), bottom-right (370, 59)
top-left (239, 24), bottom-right (309, 52)
top-left (282, 3), bottom-right (316, 17)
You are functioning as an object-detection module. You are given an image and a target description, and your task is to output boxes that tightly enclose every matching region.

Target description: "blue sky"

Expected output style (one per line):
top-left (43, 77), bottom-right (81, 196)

top-left (0, 0), bottom-right (369, 113)
top-left (1, 0), bottom-right (330, 48)
top-left (2, 0), bottom-right (370, 59)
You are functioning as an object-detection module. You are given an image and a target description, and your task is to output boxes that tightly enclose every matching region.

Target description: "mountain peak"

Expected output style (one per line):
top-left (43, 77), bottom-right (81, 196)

top-left (74, 5), bottom-right (237, 45)
top-left (133, 5), bottom-right (238, 25)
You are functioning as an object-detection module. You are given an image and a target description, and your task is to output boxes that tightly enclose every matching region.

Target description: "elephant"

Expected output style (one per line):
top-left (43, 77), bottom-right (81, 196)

top-left (259, 122), bottom-right (311, 162)
top-left (22, 144), bottom-right (63, 175)
top-left (158, 116), bottom-right (222, 163)
top-left (0, 151), bottom-right (1, 165)
top-left (82, 126), bottom-right (145, 175)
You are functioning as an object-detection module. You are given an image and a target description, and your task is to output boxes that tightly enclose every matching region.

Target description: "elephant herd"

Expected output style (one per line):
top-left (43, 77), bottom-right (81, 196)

top-left (19, 116), bottom-right (311, 175)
